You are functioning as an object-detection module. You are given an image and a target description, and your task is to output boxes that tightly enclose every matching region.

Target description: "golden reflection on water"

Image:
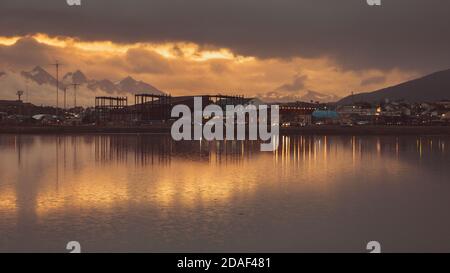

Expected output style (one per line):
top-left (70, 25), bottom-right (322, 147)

top-left (0, 188), bottom-right (16, 213)
top-left (0, 134), bottom-right (448, 220)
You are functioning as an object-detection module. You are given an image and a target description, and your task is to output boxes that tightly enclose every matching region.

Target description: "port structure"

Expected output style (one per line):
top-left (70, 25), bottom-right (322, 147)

top-left (134, 94), bottom-right (172, 122)
top-left (207, 94), bottom-right (246, 110)
top-left (93, 94), bottom-right (248, 125)
top-left (94, 96), bottom-right (129, 123)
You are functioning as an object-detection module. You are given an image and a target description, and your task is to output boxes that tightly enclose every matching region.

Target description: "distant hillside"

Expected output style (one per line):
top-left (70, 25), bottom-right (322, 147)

top-left (339, 69), bottom-right (450, 104)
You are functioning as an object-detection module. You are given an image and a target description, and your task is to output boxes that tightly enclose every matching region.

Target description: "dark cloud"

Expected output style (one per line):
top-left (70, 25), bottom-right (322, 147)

top-left (0, 37), bottom-right (173, 79)
top-left (1, 0), bottom-right (450, 73)
top-left (360, 75), bottom-right (386, 86)
top-left (276, 75), bottom-right (307, 92)
top-left (0, 37), bottom-right (55, 69)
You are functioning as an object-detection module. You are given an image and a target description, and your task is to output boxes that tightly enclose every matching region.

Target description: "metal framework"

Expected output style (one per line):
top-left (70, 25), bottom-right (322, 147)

top-left (94, 96), bottom-right (129, 123)
top-left (207, 94), bottom-right (246, 109)
top-left (93, 94), bottom-right (250, 124)
top-left (134, 94), bottom-right (172, 122)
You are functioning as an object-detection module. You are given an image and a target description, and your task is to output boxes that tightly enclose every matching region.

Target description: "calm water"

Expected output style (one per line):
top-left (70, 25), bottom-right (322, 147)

top-left (0, 134), bottom-right (449, 253)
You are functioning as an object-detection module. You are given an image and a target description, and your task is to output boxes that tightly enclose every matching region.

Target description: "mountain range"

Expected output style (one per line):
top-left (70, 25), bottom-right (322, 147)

top-left (299, 90), bottom-right (341, 103)
top-left (3, 66), bottom-right (450, 106)
top-left (339, 69), bottom-right (450, 104)
top-left (20, 66), bottom-right (164, 95)
top-left (259, 89), bottom-right (341, 103)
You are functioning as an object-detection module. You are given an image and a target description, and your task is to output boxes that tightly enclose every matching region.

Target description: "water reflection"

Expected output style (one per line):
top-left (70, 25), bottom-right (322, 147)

top-left (0, 134), bottom-right (449, 252)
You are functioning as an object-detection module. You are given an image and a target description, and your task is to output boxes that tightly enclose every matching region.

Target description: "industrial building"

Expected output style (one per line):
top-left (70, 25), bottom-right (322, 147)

top-left (93, 94), bottom-right (248, 125)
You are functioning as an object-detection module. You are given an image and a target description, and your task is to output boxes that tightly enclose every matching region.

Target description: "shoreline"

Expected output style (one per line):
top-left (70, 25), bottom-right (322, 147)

top-left (1, 125), bottom-right (450, 136)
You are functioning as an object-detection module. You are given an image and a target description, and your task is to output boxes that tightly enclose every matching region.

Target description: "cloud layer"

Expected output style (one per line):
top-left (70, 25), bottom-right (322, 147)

top-left (1, 0), bottom-right (449, 73)
top-left (0, 35), bottom-right (421, 106)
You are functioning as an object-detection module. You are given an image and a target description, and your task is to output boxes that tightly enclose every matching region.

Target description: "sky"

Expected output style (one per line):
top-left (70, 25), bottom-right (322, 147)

top-left (0, 0), bottom-right (449, 105)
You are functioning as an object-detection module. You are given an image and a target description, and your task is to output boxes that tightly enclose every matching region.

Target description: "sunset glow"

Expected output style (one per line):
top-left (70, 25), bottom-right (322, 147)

top-left (0, 33), bottom-right (418, 106)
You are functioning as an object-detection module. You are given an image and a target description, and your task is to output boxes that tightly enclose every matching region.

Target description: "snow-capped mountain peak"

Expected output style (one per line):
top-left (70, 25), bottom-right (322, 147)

top-left (0, 67), bottom-right (165, 107)
top-left (17, 66), bottom-right (165, 95)
top-left (117, 76), bottom-right (164, 95)
top-left (259, 89), bottom-right (341, 103)
top-left (87, 79), bottom-right (118, 94)
top-left (299, 90), bottom-right (341, 103)
top-left (63, 70), bottom-right (87, 84)
top-left (21, 66), bottom-right (57, 86)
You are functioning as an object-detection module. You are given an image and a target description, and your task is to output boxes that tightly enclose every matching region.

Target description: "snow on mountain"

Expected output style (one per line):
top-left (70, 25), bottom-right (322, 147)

top-left (61, 72), bottom-right (165, 95)
top-left (116, 76), bottom-right (165, 95)
top-left (0, 69), bottom-right (57, 105)
top-left (259, 90), bottom-right (340, 103)
top-left (18, 66), bottom-right (165, 95)
top-left (21, 66), bottom-right (57, 86)
top-left (0, 67), bottom-right (165, 106)
top-left (87, 79), bottom-right (119, 94)
top-left (62, 70), bottom-right (88, 85)
top-left (299, 90), bottom-right (341, 103)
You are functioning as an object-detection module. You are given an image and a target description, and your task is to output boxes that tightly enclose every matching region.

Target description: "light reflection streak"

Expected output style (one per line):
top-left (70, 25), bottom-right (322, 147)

top-left (0, 135), bottom-right (448, 220)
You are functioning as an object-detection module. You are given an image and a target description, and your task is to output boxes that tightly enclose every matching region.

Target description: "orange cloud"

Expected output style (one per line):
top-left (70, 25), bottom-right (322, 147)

top-left (0, 34), bottom-right (419, 106)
